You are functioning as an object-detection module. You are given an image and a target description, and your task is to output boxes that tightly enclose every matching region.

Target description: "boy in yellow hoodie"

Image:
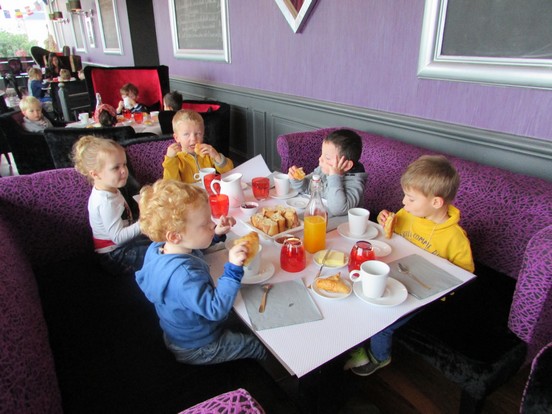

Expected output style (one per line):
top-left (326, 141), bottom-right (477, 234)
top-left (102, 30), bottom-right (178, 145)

top-left (163, 110), bottom-right (234, 183)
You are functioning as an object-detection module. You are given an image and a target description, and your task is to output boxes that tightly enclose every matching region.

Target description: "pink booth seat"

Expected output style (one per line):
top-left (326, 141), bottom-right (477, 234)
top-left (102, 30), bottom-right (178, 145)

top-left (178, 388), bottom-right (265, 414)
top-left (83, 65), bottom-right (170, 113)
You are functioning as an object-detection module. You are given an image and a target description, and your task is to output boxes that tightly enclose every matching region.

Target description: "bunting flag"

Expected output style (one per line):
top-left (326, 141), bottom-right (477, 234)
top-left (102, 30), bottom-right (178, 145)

top-left (34, 1), bottom-right (42, 12)
top-left (3, 10), bottom-right (10, 19)
top-left (25, 6), bottom-right (33, 15)
top-left (15, 9), bottom-right (23, 18)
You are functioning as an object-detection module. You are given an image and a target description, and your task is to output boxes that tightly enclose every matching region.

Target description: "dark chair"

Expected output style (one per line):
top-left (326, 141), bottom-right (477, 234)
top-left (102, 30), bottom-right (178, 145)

top-left (520, 341), bottom-right (552, 413)
top-left (0, 109), bottom-right (62, 174)
top-left (43, 126), bottom-right (136, 168)
top-left (160, 100), bottom-right (231, 155)
top-left (30, 46), bottom-right (50, 68)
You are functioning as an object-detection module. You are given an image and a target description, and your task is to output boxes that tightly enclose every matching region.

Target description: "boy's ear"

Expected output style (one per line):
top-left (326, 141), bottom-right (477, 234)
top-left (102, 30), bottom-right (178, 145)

top-left (342, 159), bottom-right (354, 172)
top-left (431, 196), bottom-right (445, 209)
top-left (166, 230), bottom-right (181, 244)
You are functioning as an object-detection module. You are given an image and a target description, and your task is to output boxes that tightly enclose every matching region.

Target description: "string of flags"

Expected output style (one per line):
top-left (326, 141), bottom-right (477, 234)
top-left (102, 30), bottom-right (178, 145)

top-left (1, 1), bottom-right (46, 19)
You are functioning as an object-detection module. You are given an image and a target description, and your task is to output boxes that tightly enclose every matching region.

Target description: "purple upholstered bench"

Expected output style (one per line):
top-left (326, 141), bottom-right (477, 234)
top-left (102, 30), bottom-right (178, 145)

top-left (277, 127), bottom-right (552, 413)
top-left (178, 388), bottom-right (265, 414)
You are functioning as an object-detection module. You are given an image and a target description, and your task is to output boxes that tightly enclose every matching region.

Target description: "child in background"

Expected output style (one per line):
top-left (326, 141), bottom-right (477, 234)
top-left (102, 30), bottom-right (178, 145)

top-left (344, 155), bottom-right (474, 376)
top-left (59, 68), bottom-right (71, 82)
top-left (72, 136), bottom-right (151, 276)
top-left (116, 83), bottom-right (147, 115)
top-left (27, 68), bottom-right (48, 101)
top-left (288, 129), bottom-right (368, 217)
top-left (94, 103), bottom-right (118, 127)
top-left (163, 90), bottom-right (183, 111)
top-left (136, 179), bottom-right (266, 364)
top-left (163, 109), bottom-right (234, 183)
top-left (19, 96), bottom-right (53, 132)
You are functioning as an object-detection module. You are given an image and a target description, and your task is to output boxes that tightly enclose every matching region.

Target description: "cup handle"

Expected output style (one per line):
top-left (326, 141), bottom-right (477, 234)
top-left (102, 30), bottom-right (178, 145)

top-left (210, 180), bottom-right (221, 195)
top-left (193, 172), bottom-right (201, 181)
top-left (349, 270), bottom-right (360, 282)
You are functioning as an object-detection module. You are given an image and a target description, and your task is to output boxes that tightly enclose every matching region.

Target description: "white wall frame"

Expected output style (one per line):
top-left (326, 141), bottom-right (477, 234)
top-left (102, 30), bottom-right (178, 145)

top-left (274, 0), bottom-right (318, 33)
top-left (70, 14), bottom-right (87, 53)
top-left (95, 0), bottom-right (123, 55)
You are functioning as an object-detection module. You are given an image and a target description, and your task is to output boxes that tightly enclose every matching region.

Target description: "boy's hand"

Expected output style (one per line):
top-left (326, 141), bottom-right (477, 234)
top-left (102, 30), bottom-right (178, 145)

top-left (215, 215), bottom-right (236, 235)
top-left (116, 100), bottom-right (124, 114)
top-left (166, 143), bottom-right (181, 158)
top-left (197, 144), bottom-right (222, 164)
top-left (229, 241), bottom-right (248, 266)
top-left (377, 210), bottom-right (391, 226)
top-left (327, 155), bottom-right (348, 176)
top-left (288, 165), bottom-right (303, 180)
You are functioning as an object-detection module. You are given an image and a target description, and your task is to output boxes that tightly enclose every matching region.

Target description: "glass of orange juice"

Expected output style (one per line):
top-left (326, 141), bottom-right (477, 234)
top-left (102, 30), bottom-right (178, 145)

top-left (303, 215), bottom-right (326, 253)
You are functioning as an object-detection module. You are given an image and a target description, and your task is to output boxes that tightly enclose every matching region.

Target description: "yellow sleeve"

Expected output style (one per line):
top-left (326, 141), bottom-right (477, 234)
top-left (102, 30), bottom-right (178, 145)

top-left (446, 231), bottom-right (475, 272)
top-left (215, 156), bottom-right (234, 174)
top-left (162, 155), bottom-right (181, 180)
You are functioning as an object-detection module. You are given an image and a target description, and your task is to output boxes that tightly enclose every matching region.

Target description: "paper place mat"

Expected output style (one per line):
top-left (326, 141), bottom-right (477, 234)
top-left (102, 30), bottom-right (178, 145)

top-left (241, 279), bottom-right (323, 331)
top-left (388, 254), bottom-right (463, 300)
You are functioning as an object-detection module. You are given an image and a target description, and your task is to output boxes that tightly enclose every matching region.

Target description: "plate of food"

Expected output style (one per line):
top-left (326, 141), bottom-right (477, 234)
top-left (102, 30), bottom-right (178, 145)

top-left (242, 205), bottom-right (303, 240)
top-left (313, 249), bottom-right (348, 269)
top-left (312, 273), bottom-right (352, 300)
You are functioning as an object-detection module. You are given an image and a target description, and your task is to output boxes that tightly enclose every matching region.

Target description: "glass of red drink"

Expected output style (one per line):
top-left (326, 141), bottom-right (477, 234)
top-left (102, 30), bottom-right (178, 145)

top-left (209, 194), bottom-right (229, 219)
top-left (280, 237), bottom-right (306, 272)
top-left (123, 109), bottom-right (131, 120)
top-left (203, 173), bottom-right (221, 196)
top-left (251, 177), bottom-right (270, 201)
top-left (348, 241), bottom-right (376, 273)
top-left (133, 111), bottom-right (143, 124)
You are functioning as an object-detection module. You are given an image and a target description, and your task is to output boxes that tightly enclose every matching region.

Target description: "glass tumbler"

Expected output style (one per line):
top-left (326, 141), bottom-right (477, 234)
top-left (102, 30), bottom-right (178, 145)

top-left (252, 177), bottom-right (270, 201)
top-left (280, 237), bottom-right (306, 273)
top-left (348, 241), bottom-right (376, 273)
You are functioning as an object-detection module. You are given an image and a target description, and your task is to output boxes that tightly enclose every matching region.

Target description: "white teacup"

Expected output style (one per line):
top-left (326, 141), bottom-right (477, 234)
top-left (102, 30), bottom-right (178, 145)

top-left (273, 172), bottom-right (290, 196)
top-left (348, 208), bottom-right (370, 236)
top-left (243, 245), bottom-right (263, 278)
top-left (193, 167), bottom-right (216, 183)
top-left (349, 260), bottom-right (389, 298)
top-left (78, 112), bottom-right (89, 125)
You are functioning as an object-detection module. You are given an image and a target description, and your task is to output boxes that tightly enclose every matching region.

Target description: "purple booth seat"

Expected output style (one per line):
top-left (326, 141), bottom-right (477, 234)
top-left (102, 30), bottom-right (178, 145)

top-left (178, 388), bottom-right (265, 414)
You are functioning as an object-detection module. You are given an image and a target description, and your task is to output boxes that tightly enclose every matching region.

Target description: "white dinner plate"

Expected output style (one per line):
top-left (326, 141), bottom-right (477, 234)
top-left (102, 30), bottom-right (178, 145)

top-left (312, 277), bottom-right (352, 300)
top-left (241, 261), bottom-right (275, 285)
top-left (269, 189), bottom-right (299, 200)
top-left (353, 277), bottom-right (408, 307)
top-left (285, 197), bottom-right (308, 210)
top-left (313, 249), bottom-right (348, 269)
top-left (369, 240), bottom-right (392, 257)
top-left (337, 222), bottom-right (378, 240)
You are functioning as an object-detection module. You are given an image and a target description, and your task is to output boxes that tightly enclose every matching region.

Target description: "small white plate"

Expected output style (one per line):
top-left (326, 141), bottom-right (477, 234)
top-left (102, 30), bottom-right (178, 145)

top-left (369, 240), bottom-right (392, 257)
top-left (241, 261), bottom-right (275, 285)
top-left (269, 189), bottom-right (299, 200)
top-left (313, 249), bottom-right (348, 269)
top-left (312, 277), bottom-right (352, 300)
top-left (353, 278), bottom-right (408, 307)
top-left (337, 222), bottom-right (378, 240)
top-left (286, 197), bottom-right (308, 210)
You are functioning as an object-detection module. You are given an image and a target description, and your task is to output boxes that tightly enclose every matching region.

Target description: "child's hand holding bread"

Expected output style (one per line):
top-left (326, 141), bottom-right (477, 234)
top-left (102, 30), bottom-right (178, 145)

top-left (288, 166), bottom-right (305, 181)
top-left (377, 210), bottom-right (396, 239)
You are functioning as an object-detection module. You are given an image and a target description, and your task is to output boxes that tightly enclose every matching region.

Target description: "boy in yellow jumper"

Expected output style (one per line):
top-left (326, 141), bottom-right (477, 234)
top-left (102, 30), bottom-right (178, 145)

top-left (345, 155), bottom-right (474, 376)
top-left (163, 110), bottom-right (234, 183)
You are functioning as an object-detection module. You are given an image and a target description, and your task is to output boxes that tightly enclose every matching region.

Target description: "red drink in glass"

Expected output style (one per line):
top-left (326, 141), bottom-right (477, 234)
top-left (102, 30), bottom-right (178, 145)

top-left (123, 109), bottom-right (131, 120)
top-left (348, 241), bottom-right (376, 273)
top-left (203, 173), bottom-right (221, 196)
top-left (209, 194), bottom-right (229, 219)
top-left (280, 238), bottom-right (306, 272)
top-left (133, 112), bottom-right (143, 124)
top-left (252, 177), bottom-right (270, 201)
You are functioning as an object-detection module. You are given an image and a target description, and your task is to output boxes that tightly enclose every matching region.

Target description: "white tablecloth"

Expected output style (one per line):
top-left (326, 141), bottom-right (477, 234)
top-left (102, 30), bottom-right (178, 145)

top-left (205, 188), bottom-right (476, 378)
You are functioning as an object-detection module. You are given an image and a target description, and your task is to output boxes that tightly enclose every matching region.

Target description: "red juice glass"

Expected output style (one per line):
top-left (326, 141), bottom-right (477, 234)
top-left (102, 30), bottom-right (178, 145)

top-left (209, 194), bottom-right (229, 219)
top-left (203, 173), bottom-right (221, 196)
top-left (348, 241), bottom-right (376, 273)
top-left (252, 177), bottom-right (270, 201)
top-left (133, 111), bottom-right (144, 124)
top-left (123, 109), bottom-right (131, 120)
top-left (280, 237), bottom-right (306, 272)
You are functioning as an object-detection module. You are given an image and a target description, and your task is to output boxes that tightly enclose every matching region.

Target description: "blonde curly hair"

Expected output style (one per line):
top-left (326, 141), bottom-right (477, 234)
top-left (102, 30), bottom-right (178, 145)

top-left (71, 136), bottom-right (125, 184)
top-left (139, 179), bottom-right (208, 242)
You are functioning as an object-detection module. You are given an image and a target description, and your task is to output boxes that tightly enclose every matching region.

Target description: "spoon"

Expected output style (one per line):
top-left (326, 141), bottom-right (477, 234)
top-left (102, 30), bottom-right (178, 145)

top-left (398, 263), bottom-right (431, 290)
top-left (258, 283), bottom-right (273, 313)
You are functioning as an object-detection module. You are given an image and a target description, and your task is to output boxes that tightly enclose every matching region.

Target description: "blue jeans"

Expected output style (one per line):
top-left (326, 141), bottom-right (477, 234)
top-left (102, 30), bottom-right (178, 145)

top-left (97, 234), bottom-right (151, 276)
top-left (164, 330), bottom-right (267, 365)
top-left (370, 312), bottom-right (417, 361)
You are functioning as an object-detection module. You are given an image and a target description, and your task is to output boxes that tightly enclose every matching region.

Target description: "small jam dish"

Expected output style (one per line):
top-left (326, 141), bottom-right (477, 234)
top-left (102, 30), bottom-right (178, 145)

top-left (273, 233), bottom-right (296, 247)
top-left (240, 202), bottom-right (259, 218)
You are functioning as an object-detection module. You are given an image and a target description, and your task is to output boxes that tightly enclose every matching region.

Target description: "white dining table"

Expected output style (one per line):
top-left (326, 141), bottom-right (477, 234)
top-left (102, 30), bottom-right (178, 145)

top-left (65, 118), bottom-right (162, 135)
top-left (205, 187), bottom-right (476, 378)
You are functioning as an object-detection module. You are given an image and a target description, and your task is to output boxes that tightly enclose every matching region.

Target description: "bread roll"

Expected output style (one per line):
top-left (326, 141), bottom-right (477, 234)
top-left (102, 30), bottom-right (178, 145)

top-left (194, 143), bottom-right (202, 155)
top-left (293, 167), bottom-right (305, 180)
top-left (233, 231), bottom-right (260, 265)
top-left (377, 211), bottom-right (396, 239)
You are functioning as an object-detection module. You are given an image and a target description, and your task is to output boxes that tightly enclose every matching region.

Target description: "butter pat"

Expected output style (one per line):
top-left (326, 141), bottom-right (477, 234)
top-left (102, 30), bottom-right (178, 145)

top-left (324, 251), bottom-right (346, 266)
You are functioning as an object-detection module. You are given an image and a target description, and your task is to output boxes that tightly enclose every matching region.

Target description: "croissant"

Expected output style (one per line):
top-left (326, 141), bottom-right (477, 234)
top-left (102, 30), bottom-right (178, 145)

top-left (315, 273), bottom-right (351, 294)
top-left (233, 231), bottom-right (260, 265)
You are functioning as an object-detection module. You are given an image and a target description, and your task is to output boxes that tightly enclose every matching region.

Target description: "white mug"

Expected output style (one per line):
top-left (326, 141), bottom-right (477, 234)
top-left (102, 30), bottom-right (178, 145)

top-left (349, 260), bottom-right (389, 298)
top-left (78, 112), bottom-right (89, 124)
top-left (273, 172), bottom-right (290, 196)
top-left (193, 167), bottom-right (216, 183)
top-left (243, 245), bottom-right (263, 278)
top-left (348, 208), bottom-right (370, 236)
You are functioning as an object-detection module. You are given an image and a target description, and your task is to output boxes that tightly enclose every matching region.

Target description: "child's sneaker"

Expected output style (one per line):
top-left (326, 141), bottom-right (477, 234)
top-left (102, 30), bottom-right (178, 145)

top-left (343, 347), bottom-right (370, 370)
top-left (351, 351), bottom-right (391, 377)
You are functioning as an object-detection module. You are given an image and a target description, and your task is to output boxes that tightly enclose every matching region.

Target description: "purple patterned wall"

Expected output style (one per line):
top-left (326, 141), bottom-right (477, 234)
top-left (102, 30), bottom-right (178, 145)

top-left (146, 1), bottom-right (551, 142)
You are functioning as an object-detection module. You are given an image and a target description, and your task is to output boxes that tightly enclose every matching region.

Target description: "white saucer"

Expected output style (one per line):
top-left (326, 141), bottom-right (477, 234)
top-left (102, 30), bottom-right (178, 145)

top-left (269, 189), bottom-right (299, 200)
top-left (368, 240), bottom-right (392, 257)
top-left (241, 261), bottom-right (275, 285)
top-left (286, 197), bottom-right (308, 210)
top-left (353, 278), bottom-right (408, 307)
top-left (312, 278), bottom-right (352, 300)
top-left (337, 222), bottom-right (378, 240)
top-left (313, 249), bottom-right (348, 269)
